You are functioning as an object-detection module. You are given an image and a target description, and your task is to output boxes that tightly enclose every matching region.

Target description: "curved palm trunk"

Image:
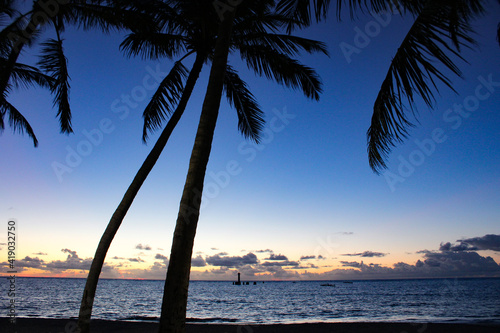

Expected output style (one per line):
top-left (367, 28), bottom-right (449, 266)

top-left (77, 54), bottom-right (205, 333)
top-left (158, 9), bottom-right (236, 333)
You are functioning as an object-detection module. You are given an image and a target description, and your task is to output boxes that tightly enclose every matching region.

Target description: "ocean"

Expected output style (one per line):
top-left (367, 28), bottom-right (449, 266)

top-left (1, 277), bottom-right (500, 325)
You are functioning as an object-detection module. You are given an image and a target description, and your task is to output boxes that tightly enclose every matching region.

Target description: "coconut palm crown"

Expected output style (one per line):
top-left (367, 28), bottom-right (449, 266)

top-left (120, 0), bottom-right (328, 144)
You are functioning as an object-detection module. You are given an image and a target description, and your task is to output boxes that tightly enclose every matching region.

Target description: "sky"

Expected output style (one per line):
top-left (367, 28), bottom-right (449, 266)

top-left (1, 2), bottom-right (499, 281)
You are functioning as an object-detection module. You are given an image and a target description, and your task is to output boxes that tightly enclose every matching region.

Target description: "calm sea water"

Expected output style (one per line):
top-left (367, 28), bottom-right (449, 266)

top-left (1, 277), bottom-right (500, 324)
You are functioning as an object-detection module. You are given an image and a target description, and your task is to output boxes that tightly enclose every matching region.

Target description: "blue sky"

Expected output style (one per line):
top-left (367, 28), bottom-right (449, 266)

top-left (1, 3), bottom-right (499, 280)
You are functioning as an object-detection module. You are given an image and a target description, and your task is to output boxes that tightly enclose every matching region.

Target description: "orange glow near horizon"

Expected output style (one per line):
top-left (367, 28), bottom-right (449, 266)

top-left (3, 250), bottom-right (500, 281)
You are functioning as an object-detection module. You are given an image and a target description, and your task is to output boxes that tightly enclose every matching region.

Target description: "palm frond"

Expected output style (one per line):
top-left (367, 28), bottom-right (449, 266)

top-left (0, 0), bottom-right (15, 18)
top-left (367, 0), bottom-right (484, 173)
top-left (335, 0), bottom-right (416, 19)
top-left (0, 12), bottom-right (29, 57)
top-left (0, 97), bottom-right (38, 146)
top-left (146, 0), bottom-right (185, 32)
top-left (234, 33), bottom-right (329, 57)
top-left (239, 44), bottom-right (323, 100)
top-left (276, 0), bottom-right (329, 31)
top-left (120, 32), bottom-right (185, 60)
top-left (8, 61), bottom-right (54, 90)
top-left (142, 60), bottom-right (188, 142)
top-left (37, 37), bottom-right (72, 134)
top-left (58, 1), bottom-right (157, 33)
top-left (276, 0), bottom-right (425, 30)
top-left (233, 12), bottom-right (287, 34)
top-left (224, 65), bottom-right (264, 143)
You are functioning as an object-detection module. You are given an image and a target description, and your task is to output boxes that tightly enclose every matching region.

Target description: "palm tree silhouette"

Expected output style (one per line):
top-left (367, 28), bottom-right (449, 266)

top-left (1, 1), bottom-right (53, 145)
top-left (151, 1), bottom-right (325, 332)
top-left (0, 0), bottom-right (150, 144)
top-left (77, 1), bottom-right (327, 332)
top-left (276, 0), bottom-right (495, 172)
top-left (78, 1), bottom-right (212, 330)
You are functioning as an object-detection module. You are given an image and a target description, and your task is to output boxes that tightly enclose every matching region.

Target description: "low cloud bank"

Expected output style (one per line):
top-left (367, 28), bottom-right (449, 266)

top-left (1, 234), bottom-right (499, 280)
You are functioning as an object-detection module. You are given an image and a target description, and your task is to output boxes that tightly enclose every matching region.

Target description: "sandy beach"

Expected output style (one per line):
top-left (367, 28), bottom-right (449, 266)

top-left (2, 318), bottom-right (500, 333)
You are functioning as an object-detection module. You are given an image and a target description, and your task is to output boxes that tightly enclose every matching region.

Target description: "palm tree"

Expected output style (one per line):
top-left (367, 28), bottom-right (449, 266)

top-left (276, 0), bottom-right (494, 172)
top-left (77, 1), bottom-right (328, 331)
top-left (156, 1), bottom-right (325, 332)
top-left (78, 1), bottom-right (212, 329)
top-left (0, 0), bottom-right (151, 144)
top-left (157, 8), bottom-right (240, 333)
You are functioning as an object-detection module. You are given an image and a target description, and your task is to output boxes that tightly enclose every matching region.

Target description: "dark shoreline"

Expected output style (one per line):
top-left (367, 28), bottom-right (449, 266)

top-left (2, 318), bottom-right (500, 333)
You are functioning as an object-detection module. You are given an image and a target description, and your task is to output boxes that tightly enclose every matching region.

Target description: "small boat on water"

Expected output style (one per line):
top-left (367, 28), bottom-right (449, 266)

top-left (343, 281), bottom-right (353, 284)
top-left (320, 283), bottom-right (335, 287)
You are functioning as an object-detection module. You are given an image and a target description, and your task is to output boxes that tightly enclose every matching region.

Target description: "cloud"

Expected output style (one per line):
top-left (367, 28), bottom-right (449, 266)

top-left (3, 233), bottom-right (499, 281)
top-left (333, 250), bottom-right (500, 279)
top-left (303, 263), bottom-right (318, 269)
top-left (119, 262), bottom-right (167, 280)
top-left (265, 254), bottom-right (288, 261)
top-left (342, 251), bottom-right (387, 257)
top-left (340, 261), bottom-right (363, 268)
top-left (44, 249), bottom-right (93, 271)
top-left (190, 236), bottom-right (499, 280)
top-left (15, 256), bottom-right (45, 268)
top-left (135, 244), bottom-right (152, 251)
top-left (461, 234), bottom-right (500, 252)
top-left (206, 253), bottom-right (258, 268)
top-left (421, 251), bottom-right (500, 274)
top-left (206, 267), bottom-right (231, 275)
top-left (0, 249), bottom-right (123, 277)
top-left (439, 242), bottom-right (477, 252)
top-left (33, 252), bottom-right (47, 255)
top-left (125, 235), bottom-right (500, 280)
top-left (155, 254), bottom-right (168, 260)
top-left (438, 235), bottom-right (500, 253)
top-left (155, 254), bottom-right (169, 266)
top-left (191, 255), bottom-right (206, 267)
top-left (62, 248), bottom-right (78, 257)
top-left (114, 254), bottom-right (171, 279)
top-left (0, 256), bottom-right (45, 274)
top-left (261, 260), bottom-right (299, 267)
top-left (128, 258), bottom-right (145, 263)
